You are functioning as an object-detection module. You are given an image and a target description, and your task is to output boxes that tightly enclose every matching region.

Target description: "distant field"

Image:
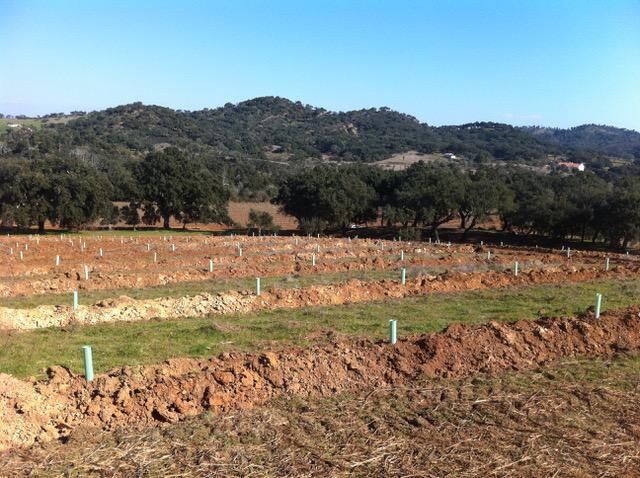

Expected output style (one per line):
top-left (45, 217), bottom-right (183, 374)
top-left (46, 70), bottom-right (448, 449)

top-left (0, 118), bottom-right (42, 134)
top-left (372, 150), bottom-right (453, 170)
top-left (110, 201), bottom-right (298, 230)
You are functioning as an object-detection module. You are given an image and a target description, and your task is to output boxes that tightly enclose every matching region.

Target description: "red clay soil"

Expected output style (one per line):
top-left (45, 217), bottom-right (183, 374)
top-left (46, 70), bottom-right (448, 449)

top-left (0, 235), bottom-right (624, 297)
top-left (1, 305), bottom-right (639, 451)
top-left (0, 264), bottom-right (634, 329)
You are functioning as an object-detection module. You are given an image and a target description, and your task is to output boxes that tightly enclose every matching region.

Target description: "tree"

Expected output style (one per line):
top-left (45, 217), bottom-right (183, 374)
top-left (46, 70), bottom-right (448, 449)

top-left (0, 156), bottom-right (111, 232)
top-left (598, 177), bottom-right (640, 248)
top-left (120, 202), bottom-right (141, 226)
top-left (247, 209), bottom-right (280, 235)
top-left (458, 167), bottom-right (514, 239)
top-left (274, 166), bottom-right (377, 233)
top-left (135, 148), bottom-right (230, 229)
top-left (40, 155), bottom-right (113, 230)
top-left (394, 162), bottom-right (464, 240)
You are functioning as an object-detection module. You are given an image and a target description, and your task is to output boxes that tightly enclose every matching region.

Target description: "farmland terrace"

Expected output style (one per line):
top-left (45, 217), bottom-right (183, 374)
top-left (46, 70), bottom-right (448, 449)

top-left (0, 233), bottom-right (639, 476)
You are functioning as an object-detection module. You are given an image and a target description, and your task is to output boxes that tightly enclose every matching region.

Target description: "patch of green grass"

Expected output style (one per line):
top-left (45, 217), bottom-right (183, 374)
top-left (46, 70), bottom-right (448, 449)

top-left (0, 118), bottom-right (42, 134)
top-left (1, 278), bottom-right (640, 379)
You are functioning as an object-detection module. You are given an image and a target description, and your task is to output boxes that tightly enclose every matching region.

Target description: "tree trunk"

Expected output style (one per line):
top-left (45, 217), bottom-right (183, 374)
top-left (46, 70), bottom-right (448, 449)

top-left (461, 217), bottom-right (478, 241)
top-left (163, 214), bottom-right (171, 229)
top-left (459, 211), bottom-right (467, 229)
top-left (37, 220), bottom-right (45, 234)
top-left (432, 222), bottom-right (440, 242)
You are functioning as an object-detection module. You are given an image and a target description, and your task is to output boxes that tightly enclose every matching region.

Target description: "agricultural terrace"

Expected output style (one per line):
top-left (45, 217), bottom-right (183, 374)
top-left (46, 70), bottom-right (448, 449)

top-left (0, 232), bottom-right (639, 476)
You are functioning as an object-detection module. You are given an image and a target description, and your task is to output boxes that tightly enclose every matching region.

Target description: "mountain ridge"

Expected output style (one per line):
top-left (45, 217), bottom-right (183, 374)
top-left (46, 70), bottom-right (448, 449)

top-left (4, 97), bottom-right (639, 165)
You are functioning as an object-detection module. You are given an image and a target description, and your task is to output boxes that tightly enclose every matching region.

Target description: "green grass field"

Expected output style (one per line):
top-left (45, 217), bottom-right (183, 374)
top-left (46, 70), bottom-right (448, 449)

top-left (0, 118), bottom-right (42, 134)
top-left (1, 277), bottom-right (638, 378)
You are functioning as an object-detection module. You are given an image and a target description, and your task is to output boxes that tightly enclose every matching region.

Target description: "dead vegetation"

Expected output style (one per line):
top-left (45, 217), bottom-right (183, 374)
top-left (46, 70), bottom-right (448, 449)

top-left (2, 356), bottom-right (639, 477)
top-left (2, 305), bottom-right (640, 454)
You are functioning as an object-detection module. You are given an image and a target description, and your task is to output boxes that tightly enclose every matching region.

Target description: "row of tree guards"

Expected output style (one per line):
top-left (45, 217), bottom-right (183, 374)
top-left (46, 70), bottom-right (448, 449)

top-left (78, 291), bottom-right (607, 383)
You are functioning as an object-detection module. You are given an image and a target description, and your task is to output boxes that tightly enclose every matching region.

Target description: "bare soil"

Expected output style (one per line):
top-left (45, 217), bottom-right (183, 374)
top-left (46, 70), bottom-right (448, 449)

top-left (0, 263), bottom-right (632, 330)
top-left (3, 359), bottom-right (638, 477)
top-left (0, 235), bottom-right (624, 298)
top-left (1, 305), bottom-right (639, 453)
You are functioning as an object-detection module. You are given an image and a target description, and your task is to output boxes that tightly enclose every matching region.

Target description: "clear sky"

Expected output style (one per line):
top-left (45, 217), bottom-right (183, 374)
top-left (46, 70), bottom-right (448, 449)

top-left (1, 0), bottom-right (639, 130)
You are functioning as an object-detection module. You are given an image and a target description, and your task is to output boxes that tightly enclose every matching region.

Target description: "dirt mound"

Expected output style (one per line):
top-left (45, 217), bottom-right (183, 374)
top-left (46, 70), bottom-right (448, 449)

top-left (1, 306), bottom-right (640, 450)
top-left (0, 264), bottom-right (630, 330)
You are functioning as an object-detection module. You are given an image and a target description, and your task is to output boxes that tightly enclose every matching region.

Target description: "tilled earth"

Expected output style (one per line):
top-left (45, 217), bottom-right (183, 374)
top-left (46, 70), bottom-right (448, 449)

top-left (0, 263), bottom-right (634, 329)
top-left (1, 305), bottom-right (639, 454)
top-left (0, 235), bottom-right (626, 297)
top-left (3, 358), bottom-right (638, 477)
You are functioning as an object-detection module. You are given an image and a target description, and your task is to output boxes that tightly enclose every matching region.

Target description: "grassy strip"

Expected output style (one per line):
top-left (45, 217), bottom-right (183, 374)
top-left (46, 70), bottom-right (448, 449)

top-left (0, 268), bottom-right (400, 309)
top-left (0, 256), bottom-right (561, 309)
top-left (1, 278), bottom-right (639, 379)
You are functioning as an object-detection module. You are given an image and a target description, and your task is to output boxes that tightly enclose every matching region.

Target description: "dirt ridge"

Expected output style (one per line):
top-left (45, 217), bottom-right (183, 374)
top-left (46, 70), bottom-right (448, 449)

top-left (0, 264), bottom-right (633, 330)
top-left (1, 305), bottom-right (640, 451)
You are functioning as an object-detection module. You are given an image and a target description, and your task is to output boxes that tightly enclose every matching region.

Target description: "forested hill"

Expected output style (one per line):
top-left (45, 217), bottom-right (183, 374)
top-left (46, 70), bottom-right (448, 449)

top-left (35, 97), bottom-right (562, 163)
top-left (7, 97), bottom-right (638, 164)
top-left (521, 125), bottom-right (640, 159)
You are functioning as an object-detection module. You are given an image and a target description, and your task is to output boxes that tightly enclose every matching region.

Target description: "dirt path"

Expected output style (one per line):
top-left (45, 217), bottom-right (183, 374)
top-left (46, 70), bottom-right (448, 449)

top-left (1, 304), bottom-right (639, 451)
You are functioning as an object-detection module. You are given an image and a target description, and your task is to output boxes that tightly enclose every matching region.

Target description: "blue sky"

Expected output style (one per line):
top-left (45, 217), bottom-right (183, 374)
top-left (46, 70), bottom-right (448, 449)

top-left (1, 0), bottom-right (639, 130)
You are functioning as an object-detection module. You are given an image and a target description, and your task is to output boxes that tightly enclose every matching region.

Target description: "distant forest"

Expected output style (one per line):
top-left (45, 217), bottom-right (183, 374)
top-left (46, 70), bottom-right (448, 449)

top-left (1, 97), bottom-right (640, 247)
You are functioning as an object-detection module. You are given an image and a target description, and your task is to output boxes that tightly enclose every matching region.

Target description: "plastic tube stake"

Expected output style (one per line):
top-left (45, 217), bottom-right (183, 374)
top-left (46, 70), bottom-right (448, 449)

top-left (73, 290), bottom-right (79, 309)
top-left (400, 250), bottom-right (404, 261)
top-left (595, 293), bottom-right (602, 319)
top-left (514, 261), bottom-right (519, 276)
top-left (389, 320), bottom-right (397, 345)
top-left (256, 277), bottom-right (261, 296)
top-left (401, 268), bottom-right (406, 285)
top-left (209, 259), bottom-right (214, 273)
top-left (83, 264), bottom-right (89, 281)
top-left (605, 257), bottom-right (610, 271)
top-left (55, 255), bottom-right (60, 266)
top-left (82, 346), bottom-right (94, 382)
top-left (312, 254), bottom-right (316, 266)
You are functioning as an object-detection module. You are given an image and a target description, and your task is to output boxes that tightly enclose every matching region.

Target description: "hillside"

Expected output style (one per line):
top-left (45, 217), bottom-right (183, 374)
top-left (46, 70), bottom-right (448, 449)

top-left (5, 98), bottom-right (639, 167)
top-left (522, 124), bottom-right (640, 159)
top-left (2, 98), bottom-right (639, 203)
top-left (41, 97), bottom-right (562, 163)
